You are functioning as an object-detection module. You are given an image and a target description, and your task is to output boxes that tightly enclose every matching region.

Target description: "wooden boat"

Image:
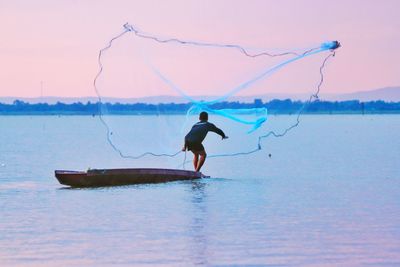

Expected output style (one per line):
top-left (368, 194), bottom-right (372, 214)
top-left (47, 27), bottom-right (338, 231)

top-left (55, 168), bottom-right (204, 187)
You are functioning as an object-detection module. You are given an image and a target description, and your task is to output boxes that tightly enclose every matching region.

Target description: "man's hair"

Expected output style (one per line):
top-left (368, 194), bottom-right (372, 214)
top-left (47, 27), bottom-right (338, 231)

top-left (199, 111), bottom-right (208, 121)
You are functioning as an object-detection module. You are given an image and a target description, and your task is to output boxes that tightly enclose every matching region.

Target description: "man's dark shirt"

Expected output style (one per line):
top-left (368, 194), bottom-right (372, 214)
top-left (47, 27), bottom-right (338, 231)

top-left (185, 121), bottom-right (226, 144)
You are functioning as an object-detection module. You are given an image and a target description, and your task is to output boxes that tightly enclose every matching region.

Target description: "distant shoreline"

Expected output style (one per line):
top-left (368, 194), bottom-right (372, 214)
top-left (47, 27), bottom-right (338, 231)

top-left (1, 99), bottom-right (399, 115)
top-left (1, 111), bottom-right (400, 116)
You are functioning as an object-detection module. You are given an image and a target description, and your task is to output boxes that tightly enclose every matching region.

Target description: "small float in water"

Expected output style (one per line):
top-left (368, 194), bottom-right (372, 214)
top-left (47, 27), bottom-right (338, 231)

top-left (55, 168), bottom-right (204, 188)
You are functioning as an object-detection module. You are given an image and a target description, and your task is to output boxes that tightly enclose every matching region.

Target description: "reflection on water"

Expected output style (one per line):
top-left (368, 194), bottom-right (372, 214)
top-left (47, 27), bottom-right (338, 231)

top-left (0, 115), bottom-right (400, 266)
top-left (188, 180), bottom-right (209, 266)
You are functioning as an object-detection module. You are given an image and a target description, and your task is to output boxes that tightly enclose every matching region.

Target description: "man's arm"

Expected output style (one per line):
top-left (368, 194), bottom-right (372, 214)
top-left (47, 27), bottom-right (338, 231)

top-left (209, 123), bottom-right (227, 139)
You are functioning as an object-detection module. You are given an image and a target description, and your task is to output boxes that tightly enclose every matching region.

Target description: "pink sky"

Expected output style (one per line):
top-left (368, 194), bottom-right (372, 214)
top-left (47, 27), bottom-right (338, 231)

top-left (1, 0), bottom-right (399, 98)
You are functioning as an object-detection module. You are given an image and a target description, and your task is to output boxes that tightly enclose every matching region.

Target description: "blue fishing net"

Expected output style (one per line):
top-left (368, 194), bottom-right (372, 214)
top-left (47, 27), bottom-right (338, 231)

top-left (93, 23), bottom-right (340, 166)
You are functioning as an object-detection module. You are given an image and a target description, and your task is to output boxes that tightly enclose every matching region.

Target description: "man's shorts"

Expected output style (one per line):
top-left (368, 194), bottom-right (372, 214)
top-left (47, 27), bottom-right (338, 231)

top-left (185, 140), bottom-right (205, 152)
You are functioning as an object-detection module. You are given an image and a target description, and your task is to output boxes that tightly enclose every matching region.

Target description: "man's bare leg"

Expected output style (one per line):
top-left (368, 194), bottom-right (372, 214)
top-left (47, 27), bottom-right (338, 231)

top-left (193, 152), bottom-right (199, 170)
top-left (195, 151), bottom-right (207, 172)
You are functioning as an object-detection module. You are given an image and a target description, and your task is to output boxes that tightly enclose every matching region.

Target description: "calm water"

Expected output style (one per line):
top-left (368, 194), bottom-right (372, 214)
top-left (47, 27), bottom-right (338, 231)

top-left (0, 115), bottom-right (399, 266)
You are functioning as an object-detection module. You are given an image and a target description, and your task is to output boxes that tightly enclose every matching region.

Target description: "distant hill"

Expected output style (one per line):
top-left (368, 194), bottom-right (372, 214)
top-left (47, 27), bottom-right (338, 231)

top-left (323, 87), bottom-right (400, 102)
top-left (1, 86), bottom-right (399, 104)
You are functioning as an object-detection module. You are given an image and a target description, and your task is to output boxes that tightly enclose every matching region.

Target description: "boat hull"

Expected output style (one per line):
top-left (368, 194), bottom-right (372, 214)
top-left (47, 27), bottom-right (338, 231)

top-left (55, 168), bottom-right (203, 187)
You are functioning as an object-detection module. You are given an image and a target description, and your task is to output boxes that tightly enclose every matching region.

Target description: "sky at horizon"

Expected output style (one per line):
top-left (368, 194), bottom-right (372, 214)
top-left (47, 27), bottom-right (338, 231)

top-left (1, 0), bottom-right (399, 98)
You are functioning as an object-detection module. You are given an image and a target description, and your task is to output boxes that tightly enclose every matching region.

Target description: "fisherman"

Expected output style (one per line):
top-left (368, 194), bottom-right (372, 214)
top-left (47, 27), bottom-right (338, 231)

top-left (182, 111), bottom-right (228, 172)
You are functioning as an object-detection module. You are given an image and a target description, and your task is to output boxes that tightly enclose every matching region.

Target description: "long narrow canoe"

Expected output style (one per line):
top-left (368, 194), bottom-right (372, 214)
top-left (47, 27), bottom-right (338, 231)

top-left (55, 168), bottom-right (204, 187)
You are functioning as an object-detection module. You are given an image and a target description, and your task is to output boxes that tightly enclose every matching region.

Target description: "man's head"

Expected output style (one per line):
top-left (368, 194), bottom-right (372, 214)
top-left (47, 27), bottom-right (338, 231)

top-left (199, 111), bottom-right (208, 121)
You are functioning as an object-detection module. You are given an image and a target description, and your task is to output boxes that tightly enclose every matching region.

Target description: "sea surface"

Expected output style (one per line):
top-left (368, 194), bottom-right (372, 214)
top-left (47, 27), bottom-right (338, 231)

top-left (0, 115), bottom-right (399, 266)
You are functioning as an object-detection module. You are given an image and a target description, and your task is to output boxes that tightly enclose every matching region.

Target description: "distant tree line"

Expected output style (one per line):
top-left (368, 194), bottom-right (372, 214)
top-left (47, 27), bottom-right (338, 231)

top-left (1, 99), bottom-right (400, 115)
